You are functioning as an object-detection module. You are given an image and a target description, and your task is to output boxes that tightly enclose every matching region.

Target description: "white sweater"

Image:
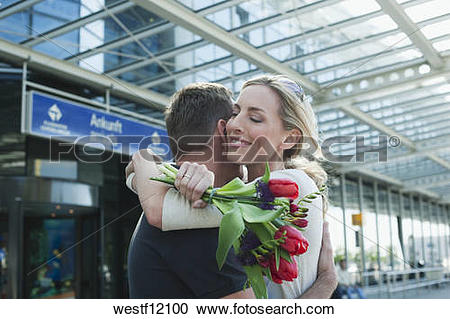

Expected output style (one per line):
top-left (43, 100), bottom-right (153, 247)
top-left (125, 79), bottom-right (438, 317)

top-left (161, 169), bottom-right (323, 299)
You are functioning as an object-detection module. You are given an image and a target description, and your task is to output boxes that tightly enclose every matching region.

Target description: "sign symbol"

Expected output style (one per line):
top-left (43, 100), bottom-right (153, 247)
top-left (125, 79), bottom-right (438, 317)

top-left (389, 136), bottom-right (401, 147)
top-left (152, 132), bottom-right (161, 144)
top-left (48, 104), bottom-right (62, 121)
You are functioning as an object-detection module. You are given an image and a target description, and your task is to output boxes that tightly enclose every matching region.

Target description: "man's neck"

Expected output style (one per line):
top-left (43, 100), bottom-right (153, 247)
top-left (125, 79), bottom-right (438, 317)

top-left (207, 161), bottom-right (241, 186)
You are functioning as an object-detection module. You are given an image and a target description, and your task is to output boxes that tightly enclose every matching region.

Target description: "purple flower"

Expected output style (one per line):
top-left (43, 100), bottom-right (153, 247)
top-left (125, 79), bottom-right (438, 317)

top-left (237, 251), bottom-right (257, 266)
top-left (240, 231), bottom-right (261, 251)
top-left (237, 231), bottom-right (261, 266)
top-left (256, 180), bottom-right (275, 210)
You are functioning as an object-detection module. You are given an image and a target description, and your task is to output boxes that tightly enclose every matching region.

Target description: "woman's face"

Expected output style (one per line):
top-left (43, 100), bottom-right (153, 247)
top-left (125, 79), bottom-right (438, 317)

top-left (225, 84), bottom-right (290, 164)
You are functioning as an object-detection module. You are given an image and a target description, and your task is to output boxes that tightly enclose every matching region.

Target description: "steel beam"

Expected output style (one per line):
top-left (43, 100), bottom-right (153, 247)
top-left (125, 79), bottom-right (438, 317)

top-left (357, 176), bottom-right (367, 282)
top-left (340, 174), bottom-right (349, 264)
top-left (130, 0), bottom-right (319, 92)
top-left (386, 188), bottom-right (395, 269)
top-left (136, 8), bottom-right (450, 90)
top-left (373, 182), bottom-right (382, 271)
top-left (323, 102), bottom-right (450, 136)
top-left (107, 0), bottom-right (341, 77)
top-left (21, 1), bottom-right (134, 47)
top-left (66, 0), bottom-right (245, 64)
top-left (339, 103), bottom-right (416, 149)
top-left (403, 172), bottom-right (450, 189)
top-left (0, 0), bottom-right (41, 20)
top-left (214, 8), bottom-right (449, 91)
top-left (376, 0), bottom-right (444, 69)
top-left (341, 141), bottom-right (450, 172)
top-left (418, 196), bottom-right (427, 263)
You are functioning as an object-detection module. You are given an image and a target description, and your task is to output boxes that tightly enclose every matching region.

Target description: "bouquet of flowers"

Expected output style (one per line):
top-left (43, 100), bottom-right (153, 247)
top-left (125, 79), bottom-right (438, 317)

top-left (151, 163), bottom-right (325, 299)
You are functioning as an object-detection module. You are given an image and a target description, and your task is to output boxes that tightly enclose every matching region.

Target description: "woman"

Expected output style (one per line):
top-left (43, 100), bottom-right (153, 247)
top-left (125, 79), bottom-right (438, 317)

top-left (163, 75), bottom-right (328, 298)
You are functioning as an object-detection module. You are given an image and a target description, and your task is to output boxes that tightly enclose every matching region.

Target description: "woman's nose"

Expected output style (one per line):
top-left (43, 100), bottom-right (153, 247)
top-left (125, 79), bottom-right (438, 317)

top-left (227, 116), bottom-right (244, 134)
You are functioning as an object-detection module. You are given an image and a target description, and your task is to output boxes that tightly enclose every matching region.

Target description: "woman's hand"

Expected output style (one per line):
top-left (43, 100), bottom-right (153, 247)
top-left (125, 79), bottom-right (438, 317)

top-left (125, 149), bottom-right (162, 193)
top-left (175, 162), bottom-right (214, 208)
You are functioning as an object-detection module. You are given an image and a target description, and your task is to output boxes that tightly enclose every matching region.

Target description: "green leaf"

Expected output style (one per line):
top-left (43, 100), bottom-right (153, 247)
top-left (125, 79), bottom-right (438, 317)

top-left (261, 162), bottom-right (270, 183)
top-left (212, 199), bottom-right (236, 214)
top-left (232, 237), bottom-right (241, 254)
top-left (218, 177), bottom-right (246, 192)
top-left (280, 248), bottom-right (293, 263)
top-left (217, 177), bottom-right (256, 196)
top-left (246, 223), bottom-right (273, 243)
top-left (275, 246), bottom-right (280, 271)
top-left (272, 218), bottom-right (286, 228)
top-left (243, 265), bottom-right (268, 299)
top-left (262, 266), bottom-right (272, 282)
top-left (216, 204), bottom-right (245, 270)
top-left (240, 203), bottom-right (283, 223)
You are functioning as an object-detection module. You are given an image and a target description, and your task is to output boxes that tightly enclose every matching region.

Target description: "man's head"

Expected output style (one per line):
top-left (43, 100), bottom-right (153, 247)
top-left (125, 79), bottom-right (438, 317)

top-left (339, 259), bottom-right (347, 270)
top-left (165, 82), bottom-right (233, 160)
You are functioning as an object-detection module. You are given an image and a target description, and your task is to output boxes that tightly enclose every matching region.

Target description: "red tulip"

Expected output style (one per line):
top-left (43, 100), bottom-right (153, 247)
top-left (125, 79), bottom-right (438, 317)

top-left (292, 218), bottom-right (308, 228)
top-left (269, 254), bottom-right (298, 284)
top-left (274, 225), bottom-right (309, 255)
top-left (268, 179), bottom-right (299, 200)
top-left (290, 203), bottom-right (299, 213)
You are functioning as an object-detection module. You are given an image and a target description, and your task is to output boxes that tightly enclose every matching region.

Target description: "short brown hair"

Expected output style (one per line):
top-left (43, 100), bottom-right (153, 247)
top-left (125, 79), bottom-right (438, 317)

top-left (165, 82), bottom-right (233, 158)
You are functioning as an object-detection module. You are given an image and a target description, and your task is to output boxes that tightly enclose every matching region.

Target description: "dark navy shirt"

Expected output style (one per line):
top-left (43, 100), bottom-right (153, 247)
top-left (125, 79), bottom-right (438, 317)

top-left (128, 213), bottom-right (247, 298)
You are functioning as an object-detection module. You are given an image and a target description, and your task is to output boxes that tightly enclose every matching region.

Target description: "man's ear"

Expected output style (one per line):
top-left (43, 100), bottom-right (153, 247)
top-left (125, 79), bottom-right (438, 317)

top-left (217, 119), bottom-right (228, 143)
top-left (280, 128), bottom-right (302, 151)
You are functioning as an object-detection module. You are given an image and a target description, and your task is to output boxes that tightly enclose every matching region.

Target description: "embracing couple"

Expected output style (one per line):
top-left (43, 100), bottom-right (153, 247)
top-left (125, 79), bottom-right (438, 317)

top-left (126, 74), bottom-right (337, 298)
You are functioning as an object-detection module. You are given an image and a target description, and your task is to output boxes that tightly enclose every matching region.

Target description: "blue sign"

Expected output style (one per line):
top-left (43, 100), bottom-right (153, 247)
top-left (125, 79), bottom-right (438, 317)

top-left (27, 91), bottom-right (171, 159)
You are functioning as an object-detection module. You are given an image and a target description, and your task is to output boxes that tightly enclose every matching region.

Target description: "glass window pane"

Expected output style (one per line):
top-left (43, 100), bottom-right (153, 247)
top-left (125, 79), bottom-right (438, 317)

top-left (0, 11), bottom-right (30, 42)
top-left (378, 187), bottom-right (392, 270)
top-left (404, 0), bottom-right (450, 23)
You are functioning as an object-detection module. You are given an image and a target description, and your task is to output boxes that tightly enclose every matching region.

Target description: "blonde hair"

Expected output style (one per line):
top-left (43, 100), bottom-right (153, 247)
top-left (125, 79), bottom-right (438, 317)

top-left (241, 74), bottom-right (328, 213)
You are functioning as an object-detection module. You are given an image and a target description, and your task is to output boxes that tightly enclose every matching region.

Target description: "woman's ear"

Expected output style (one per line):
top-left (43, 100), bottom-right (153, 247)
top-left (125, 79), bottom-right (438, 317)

top-left (280, 128), bottom-right (302, 151)
top-left (217, 119), bottom-right (228, 143)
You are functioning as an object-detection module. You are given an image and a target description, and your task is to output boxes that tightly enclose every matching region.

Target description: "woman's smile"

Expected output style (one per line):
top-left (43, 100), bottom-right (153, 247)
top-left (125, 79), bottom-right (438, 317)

top-left (228, 136), bottom-right (252, 148)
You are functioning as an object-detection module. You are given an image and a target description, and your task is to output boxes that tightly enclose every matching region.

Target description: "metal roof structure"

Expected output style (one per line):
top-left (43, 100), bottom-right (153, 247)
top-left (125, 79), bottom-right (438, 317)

top-left (0, 0), bottom-right (449, 202)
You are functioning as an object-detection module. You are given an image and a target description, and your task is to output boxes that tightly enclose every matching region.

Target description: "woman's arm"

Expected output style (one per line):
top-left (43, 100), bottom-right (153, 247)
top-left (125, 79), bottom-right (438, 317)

top-left (126, 157), bottom-right (222, 230)
top-left (127, 150), bottom-right (169, 229)
top-left (162, 162), bottom-right (225, 230)
top-left (300, 222), bottom-right (337, 298)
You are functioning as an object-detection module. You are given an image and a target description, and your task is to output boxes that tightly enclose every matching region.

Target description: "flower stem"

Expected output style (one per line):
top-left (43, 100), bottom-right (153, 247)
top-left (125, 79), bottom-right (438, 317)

top-left (158, 165), bottom-right (176, 180)
top-left (149, 177), bottom-right (175, 185)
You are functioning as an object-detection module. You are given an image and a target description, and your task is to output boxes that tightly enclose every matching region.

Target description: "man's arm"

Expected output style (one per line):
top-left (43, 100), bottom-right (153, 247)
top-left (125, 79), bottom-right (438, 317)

top-left (300, 222), bottom-right (338, 299)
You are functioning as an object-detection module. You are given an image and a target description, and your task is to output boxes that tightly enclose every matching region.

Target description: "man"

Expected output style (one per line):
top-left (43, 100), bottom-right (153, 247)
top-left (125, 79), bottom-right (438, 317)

top-left (127, 83), bottom-right (253, 298)
top-left (335, 259), bottom-right (365, 299)
top-left (127, 82), bottom-right (337, 298)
